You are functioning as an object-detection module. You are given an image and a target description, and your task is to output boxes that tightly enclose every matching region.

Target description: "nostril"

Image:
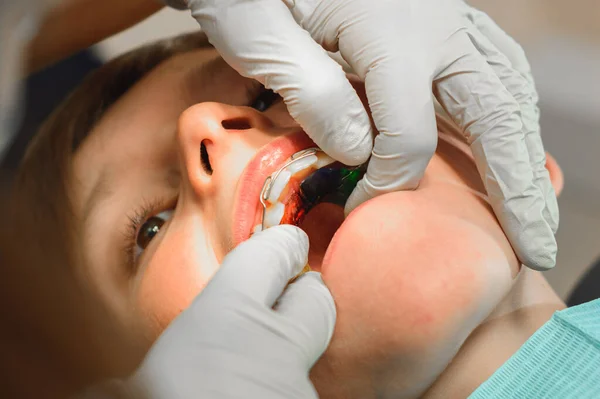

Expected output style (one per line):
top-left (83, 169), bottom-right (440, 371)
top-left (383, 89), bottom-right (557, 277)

top-left (200, 140), bottom-right (213, 175)
top-left (221, 117), bottom-right (252, 130)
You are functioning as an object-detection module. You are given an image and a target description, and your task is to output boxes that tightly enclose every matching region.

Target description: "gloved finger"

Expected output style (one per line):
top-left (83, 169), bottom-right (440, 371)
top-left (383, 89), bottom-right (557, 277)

top-left (326, 51), bottom-right (354, 74)
top-left (207, 225), bottom-right (309, 307)
top-left (285, 0), bottom-right (437, 214)
top-left (285, 0), bottom-right (440, 213)
top-left (344, 60), bottom-right (438, 215)
top-left (465, 9), bottom-right (559, 233)
top-left (190, 0), bottom-right (373, 166)
top-left (274, 272), bottom-right (336, 366)
top-left (433, 32), bottom-right (556, 270)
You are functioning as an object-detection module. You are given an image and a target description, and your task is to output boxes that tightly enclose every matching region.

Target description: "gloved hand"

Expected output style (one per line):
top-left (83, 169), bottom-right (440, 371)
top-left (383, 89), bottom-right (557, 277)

top-left (82, 225), bottom-right (335, 399)
top-left (164, 0), bottom-right (558, 271)
top-left (134, 225), bottom-right (334, 398)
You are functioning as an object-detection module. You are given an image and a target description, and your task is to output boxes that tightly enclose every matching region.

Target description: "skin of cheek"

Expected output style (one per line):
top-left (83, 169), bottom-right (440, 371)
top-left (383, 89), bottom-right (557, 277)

top-left (133, 213), bottom-right (219, 340)
top-left (313, 191), bottom-right (514, 397)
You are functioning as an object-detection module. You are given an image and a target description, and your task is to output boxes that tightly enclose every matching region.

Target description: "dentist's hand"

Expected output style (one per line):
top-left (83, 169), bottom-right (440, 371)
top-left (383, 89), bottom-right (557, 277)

top-left (90, 225), bottom-right (335, 399)
top-left (165, 0), bottom-right (558, 271)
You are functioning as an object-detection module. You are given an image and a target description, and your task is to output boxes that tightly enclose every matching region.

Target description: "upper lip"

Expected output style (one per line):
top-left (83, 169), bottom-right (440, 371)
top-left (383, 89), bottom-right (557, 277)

top-left (232, 130), bottom-right (316, 246)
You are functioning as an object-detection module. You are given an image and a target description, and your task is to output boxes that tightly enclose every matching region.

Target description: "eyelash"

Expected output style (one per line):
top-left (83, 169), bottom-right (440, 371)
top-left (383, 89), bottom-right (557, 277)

top-left (251, 86), bottom-right (280, 112)
top-left (122, 197), bottom-right (176, 270)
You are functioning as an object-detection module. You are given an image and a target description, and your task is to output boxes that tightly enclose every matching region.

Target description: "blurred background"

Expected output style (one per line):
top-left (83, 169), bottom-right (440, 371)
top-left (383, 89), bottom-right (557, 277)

top-left (3, 0), bottom-right (599, 300)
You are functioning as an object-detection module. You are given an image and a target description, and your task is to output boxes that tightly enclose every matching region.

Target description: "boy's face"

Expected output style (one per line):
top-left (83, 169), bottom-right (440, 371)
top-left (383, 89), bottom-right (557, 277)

top-left (72, 47), bottom-right (561, 398)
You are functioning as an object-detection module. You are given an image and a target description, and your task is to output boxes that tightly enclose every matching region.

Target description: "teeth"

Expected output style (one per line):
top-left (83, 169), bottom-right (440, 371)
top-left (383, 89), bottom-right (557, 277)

top-left (263, 202), bottom-right (285, 228)
top-left (259, 148), bottom-right (341, 231)
top-left (315, 152), bottom-right (336, 169)
top-left (286, 154), bottom-right (317, 175)
top-left (267, 170), bottom-right (291, 203)
top-left (291, 148), bottom-right (317, 159)
top-left (252, 224), bottom-right (263, 235)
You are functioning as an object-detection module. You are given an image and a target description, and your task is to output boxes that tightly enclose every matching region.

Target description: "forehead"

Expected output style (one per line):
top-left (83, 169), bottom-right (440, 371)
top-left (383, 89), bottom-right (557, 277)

top-left (71, 48), bottom-right (220, 212)
top-left (83, 47), bottom-right (221, 144)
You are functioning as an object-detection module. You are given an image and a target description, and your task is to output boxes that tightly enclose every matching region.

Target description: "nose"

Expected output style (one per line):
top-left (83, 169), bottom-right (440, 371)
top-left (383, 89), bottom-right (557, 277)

top-left (177, 102), bottom-right (272, 200)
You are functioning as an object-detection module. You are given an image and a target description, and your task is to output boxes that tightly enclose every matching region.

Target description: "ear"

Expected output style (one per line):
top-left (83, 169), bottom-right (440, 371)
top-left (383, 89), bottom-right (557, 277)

top-left (545, 153), bottom-right (564, 197)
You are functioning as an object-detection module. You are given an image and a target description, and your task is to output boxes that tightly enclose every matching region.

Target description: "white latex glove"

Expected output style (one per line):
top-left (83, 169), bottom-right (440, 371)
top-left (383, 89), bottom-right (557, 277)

top-left (164, 0), bottom-right (558, 271)
top-left (81, 225), bottom-right (335, 399)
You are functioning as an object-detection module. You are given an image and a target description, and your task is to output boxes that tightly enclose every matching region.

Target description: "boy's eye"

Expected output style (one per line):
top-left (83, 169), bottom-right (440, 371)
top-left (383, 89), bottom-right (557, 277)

top-left (136, 210), bottom-right (174, 252)
top-left (250, 88), bottom-right (280, 112)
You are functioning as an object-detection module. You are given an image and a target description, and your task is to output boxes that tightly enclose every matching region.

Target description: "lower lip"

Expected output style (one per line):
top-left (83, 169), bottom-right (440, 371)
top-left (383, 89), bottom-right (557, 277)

top-left (232, 131), bottom-right (316, 247)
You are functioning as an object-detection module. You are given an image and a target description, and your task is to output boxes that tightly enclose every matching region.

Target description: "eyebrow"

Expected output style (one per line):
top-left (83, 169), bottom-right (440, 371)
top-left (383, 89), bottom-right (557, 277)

top-left (82, 168), bottom-right (114, 226)
top-left (78, 48), bottom-right (248, 233)
top-left (78, 59), bottom-right (210, 226)
top-left (82, 165), bottom-right (182, 229)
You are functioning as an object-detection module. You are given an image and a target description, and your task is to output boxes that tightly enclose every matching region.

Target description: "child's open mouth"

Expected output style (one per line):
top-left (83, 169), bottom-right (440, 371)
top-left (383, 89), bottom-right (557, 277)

top-left (256, 147), bottom-right (367, 271)
top-left (257, 147), bottom-right (366, 230)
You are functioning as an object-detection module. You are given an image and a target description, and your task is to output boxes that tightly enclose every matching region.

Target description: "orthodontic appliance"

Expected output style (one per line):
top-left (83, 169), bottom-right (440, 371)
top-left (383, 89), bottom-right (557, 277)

top-left (256, 147), bottom-right (367, 278)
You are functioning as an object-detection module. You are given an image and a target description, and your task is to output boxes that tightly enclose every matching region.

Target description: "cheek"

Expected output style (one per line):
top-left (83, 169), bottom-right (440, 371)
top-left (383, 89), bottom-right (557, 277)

top-left (134, 224), bottom-right (218, 338)
top-left (321, 193), bottom-right (496, 351)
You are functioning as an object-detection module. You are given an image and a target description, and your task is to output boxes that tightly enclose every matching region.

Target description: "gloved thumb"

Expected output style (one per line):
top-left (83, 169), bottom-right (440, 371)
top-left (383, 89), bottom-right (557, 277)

top-left (274, 272), bottom-right (336, 367)
top-left (205, 225), bottom-right (310, 308)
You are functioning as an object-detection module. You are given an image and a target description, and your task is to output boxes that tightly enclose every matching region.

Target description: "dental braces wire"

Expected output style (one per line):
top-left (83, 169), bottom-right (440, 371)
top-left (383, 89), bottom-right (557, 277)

top-left (259, 148), bottom-right (320, 229)
top-left (259, 148), bottom-right (367, 230)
